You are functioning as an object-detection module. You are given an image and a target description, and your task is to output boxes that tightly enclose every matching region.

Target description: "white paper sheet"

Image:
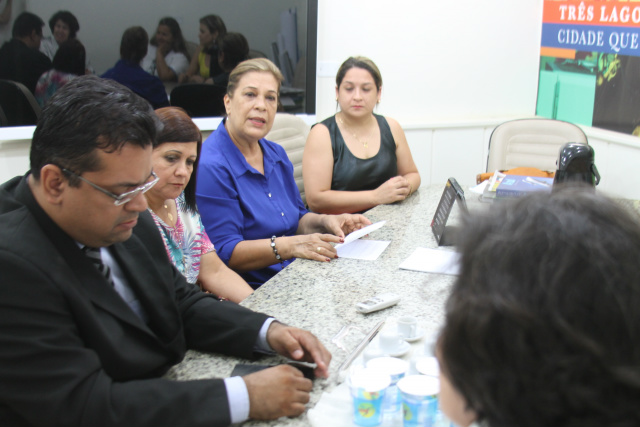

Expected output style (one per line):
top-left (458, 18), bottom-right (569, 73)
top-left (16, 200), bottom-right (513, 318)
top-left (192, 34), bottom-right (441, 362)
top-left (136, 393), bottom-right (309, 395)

top-left (334, 221), bottom-right (389, 260)
top-left (336, 239), bottom-right (391, 260)
top-left (338, 220), bottom-right (386, 246)
top-left (399, 247), bottom-right (461, 275)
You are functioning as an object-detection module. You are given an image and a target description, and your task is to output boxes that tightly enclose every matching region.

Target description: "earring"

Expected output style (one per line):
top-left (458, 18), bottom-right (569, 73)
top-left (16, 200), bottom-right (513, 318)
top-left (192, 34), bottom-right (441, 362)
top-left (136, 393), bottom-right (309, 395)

top-left (335, 98), bottom-right (338, 102)
top-left (377, 99), bottom-right (380, 104)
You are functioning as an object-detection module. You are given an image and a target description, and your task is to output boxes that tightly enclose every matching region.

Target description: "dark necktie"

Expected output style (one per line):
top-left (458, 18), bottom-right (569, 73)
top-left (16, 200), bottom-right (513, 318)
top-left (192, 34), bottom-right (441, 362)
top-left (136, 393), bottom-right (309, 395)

top-left (83, 246), bottom-right (115, 287)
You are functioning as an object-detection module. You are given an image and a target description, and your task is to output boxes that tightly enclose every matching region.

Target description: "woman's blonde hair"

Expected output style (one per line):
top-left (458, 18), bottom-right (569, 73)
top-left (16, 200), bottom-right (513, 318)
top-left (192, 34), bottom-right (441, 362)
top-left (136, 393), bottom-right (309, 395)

top-left (227, 58), bottom-right (284, 97)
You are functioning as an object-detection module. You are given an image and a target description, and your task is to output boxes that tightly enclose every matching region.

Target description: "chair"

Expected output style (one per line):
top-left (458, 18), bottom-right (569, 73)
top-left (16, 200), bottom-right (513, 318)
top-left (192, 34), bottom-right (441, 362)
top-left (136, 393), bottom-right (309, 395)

top-left (486, 118), bottom-right (588, 172)
top-left (0, 105), bottom-right (8, 127)
top-left (170, 84), bottom-right (226, 118)
top-left (0, 79), bottom-right (42, 126)
top-left (266, 113), bottom-right (310, 205)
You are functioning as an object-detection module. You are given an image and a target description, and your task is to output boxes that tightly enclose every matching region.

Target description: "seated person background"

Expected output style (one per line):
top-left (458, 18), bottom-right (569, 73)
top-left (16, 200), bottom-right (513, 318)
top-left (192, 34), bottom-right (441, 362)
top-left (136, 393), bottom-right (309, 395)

top-left (303, 56), bottom-right (420, 214)
top-left (179, 14), bottom-right (226, 84)
top-left (101, 26), bottom-right (169, 109)
top-left (141, 17), bottom-right (189, 82)
top-left (196, 58), bottom-right (371, 289)
top-left (0, 75), bottom-right (330, 427)
top-left (437, 186), bottom-right (640, 427)
top-left (39, 10), bottom-right (92, 74)
top-left (0, 11), bottom-right (51, 93)
top-left (147, 106), bottom-right (254, 302)
top-left (35, 38), bottom-right (85, 106)
top-left (212, 31), bottom-right (249, 88)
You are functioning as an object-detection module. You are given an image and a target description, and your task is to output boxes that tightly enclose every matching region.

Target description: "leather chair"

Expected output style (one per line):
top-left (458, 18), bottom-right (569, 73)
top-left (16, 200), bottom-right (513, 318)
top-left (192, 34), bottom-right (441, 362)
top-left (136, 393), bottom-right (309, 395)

top-left (170, 84), bottom-right (226, 118)
top-left (486, 118), bottom-right (588, 172)
top-left (0, 79), bottom-right (42, 126)
top-left (266, 113), bottom-right (310, 205)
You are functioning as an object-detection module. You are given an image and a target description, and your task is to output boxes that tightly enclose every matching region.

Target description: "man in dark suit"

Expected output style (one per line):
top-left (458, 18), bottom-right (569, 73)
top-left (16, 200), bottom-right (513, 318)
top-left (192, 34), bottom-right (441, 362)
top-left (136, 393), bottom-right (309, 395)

top-left (0, 75), bottom-right (330, 427)
top-left (0, 11), bottom-right (52, 93)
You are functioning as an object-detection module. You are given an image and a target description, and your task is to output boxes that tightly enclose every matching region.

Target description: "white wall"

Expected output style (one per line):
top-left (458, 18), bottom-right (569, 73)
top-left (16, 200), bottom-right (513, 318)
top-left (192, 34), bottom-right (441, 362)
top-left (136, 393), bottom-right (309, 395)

top-left (315, 0), bottom-right (544, 122)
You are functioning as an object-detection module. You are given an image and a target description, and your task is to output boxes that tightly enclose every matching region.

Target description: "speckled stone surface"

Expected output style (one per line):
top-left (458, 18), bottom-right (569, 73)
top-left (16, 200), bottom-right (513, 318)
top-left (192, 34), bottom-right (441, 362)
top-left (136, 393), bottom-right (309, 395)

top-left (165, 185), bottom-right (461, 426)
top-left (164, 185), bottom-right (639, 426)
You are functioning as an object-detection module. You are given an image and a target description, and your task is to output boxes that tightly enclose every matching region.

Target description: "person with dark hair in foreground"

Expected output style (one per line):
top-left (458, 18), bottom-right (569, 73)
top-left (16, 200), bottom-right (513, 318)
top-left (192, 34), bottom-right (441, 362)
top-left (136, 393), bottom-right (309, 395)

top-left (437, 186), bottom-right (640, 427)
top-left (102, 26), bottom-right (169, 109)
top-left (0, 75), bottom-right (330, 427)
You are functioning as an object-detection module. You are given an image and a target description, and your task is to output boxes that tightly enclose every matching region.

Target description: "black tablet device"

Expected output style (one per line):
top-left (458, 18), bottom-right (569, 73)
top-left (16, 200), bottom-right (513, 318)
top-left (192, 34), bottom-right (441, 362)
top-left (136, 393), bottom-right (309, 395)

top-left (431, 178), bottom-right (468, 246)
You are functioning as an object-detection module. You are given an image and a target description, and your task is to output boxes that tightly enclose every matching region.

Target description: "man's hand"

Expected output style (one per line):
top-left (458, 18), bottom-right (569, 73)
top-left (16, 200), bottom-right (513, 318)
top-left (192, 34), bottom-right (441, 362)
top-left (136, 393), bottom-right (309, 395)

top-left (266, 322), bottom-right (331, 379)
top-left (244, 365), bottom-right (312, 419)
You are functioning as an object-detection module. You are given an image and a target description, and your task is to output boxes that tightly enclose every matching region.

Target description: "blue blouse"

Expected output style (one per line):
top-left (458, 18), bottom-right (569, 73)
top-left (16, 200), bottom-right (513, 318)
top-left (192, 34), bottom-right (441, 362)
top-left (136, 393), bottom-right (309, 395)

top-left (196, 120), bottom-right (308, 288)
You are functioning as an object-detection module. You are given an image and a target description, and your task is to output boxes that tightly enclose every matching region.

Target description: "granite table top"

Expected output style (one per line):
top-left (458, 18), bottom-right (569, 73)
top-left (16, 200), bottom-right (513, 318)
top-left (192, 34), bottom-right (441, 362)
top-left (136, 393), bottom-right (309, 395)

top-left (164, 184), bottom-right (458, 426)
top-left (164, 184), bottom-right (638, 426)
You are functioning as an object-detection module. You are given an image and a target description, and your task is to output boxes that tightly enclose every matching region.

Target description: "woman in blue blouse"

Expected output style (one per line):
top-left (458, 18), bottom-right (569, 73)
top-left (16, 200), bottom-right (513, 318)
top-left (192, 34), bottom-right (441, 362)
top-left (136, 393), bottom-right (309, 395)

top-left (145, 106), bottom-right (254, 302)
top-left (196, 58), bottom-right (371, 288)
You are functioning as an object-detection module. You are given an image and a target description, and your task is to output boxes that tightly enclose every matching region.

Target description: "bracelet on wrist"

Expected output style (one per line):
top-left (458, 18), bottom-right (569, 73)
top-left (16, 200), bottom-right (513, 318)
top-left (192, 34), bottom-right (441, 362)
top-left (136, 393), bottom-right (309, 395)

top-left (270, 235), bottom-right (284, 268)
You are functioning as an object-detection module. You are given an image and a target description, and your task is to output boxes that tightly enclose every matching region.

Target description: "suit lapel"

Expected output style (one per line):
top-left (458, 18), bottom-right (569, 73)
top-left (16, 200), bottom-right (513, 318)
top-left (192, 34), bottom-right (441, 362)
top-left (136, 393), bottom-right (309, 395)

top-left (15, 176), bottom-right (160, 337)
top-left (111, 239), bottom-right (182, 345)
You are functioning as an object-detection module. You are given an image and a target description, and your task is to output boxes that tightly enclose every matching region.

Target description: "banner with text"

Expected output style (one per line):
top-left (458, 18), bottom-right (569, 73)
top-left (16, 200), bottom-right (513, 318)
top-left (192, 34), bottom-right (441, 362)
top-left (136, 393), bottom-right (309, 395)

top-left (537, 0), bottom-right (640, 135)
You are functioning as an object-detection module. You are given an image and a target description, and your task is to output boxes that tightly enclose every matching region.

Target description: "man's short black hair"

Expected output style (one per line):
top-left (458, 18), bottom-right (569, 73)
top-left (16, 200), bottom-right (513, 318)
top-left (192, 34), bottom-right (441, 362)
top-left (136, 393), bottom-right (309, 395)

top-left (12, 12), bottom-right (45, 38)
top-left (30, 75), bottom-right (161, 185)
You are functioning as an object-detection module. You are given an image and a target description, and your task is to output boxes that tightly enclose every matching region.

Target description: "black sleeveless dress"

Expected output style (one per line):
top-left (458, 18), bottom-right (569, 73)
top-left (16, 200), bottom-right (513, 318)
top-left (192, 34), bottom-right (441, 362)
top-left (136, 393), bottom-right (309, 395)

top-left (320, 114), bottom-right (398, 191)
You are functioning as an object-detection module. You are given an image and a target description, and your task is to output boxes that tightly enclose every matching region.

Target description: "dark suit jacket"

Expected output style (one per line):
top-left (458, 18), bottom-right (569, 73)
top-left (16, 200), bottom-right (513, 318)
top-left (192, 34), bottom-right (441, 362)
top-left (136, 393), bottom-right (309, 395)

top-left (0, 175), bottom-right (270, 427)
top-left (0, 39), bottom-right (52, 93)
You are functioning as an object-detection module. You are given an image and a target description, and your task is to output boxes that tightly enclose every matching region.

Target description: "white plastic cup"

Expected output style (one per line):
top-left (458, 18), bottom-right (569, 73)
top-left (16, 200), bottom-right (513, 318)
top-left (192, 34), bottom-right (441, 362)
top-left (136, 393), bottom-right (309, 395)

top-left (366, 356), bottom-right (409, 413)
top-left (379, 328), bottom-right (403, 353)
top-left (349, 368), bottom-right (391, 426)
top-left (398, 375), bottom-right (440, 427)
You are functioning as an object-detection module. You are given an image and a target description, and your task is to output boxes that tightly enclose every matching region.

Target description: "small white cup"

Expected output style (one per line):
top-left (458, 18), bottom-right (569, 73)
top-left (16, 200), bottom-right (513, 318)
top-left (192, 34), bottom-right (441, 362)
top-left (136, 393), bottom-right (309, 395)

top-left (379, 329), bottom-right (403, 353)
top-left (397, 316), bottom-right (418, 339)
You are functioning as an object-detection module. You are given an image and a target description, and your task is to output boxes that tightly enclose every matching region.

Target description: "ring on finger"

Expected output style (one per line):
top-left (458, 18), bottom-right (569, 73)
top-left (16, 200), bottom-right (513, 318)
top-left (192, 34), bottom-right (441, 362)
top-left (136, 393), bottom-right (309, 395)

top-left (317, 247), bottom-right (323, 253)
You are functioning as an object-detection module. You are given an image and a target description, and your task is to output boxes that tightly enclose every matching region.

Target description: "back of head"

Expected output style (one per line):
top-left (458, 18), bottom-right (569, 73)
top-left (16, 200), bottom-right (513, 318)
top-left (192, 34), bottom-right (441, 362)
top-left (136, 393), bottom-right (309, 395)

top-left (120, 26), bottom-right (148, 64)
top-left (48, 10), bottom-right (80, 39)
top-left (219, 32), bottom-right (249, 71)
top-left (335, 56), bottom-right (383, 91)
top-left (30, 75), bottom-right (160, 182)
top-left (53, 39), bottom-right (85, 76)
top-left (227, 57), bottom-right (283, 97)
top-left (12, 12), bottom-right (45, 39)
top-left (440, 185), bottom-right (640, 426)
top-left (154, 107), bottom-right (202, 213)
top-left (200, 14), bottom-right (227, 38)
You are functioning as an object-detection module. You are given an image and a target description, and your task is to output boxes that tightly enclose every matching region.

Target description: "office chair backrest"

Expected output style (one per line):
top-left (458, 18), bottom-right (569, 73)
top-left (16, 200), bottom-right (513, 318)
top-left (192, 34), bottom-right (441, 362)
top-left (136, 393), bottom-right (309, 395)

top-left (170, 84), bottom-right (226, 118)
top-left (0, 105), bottom-right (8, 127)
top-left (266, 113), bottom-right (310, 205)
top-left (487, 118), bottom-right (588, 172)
top-left (0, 79), bottom-right (42, 127)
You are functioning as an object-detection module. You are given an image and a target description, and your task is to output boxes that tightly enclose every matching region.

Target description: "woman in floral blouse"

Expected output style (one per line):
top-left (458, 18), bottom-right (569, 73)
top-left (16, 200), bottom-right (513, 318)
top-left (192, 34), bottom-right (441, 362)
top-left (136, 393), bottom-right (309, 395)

top-left (145, 106), bottom-right (253, 302)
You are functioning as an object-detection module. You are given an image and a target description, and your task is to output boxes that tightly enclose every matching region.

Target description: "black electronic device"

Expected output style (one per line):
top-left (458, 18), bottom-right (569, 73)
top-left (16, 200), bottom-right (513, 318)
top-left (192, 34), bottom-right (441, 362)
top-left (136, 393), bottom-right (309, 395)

top-left (553, 142), bottom-right (600, 187)
top-left (230, 362), bottom-right (315, 380)
top-left (431, 178), bottom-right (468, 246)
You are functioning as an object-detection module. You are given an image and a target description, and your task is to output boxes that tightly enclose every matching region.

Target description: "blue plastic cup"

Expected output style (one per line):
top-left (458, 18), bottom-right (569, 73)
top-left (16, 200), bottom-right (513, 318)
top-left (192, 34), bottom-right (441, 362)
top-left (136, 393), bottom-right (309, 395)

top-left (366, 356), bottom-right (409, 414)
top-left (348, 368), bottom-right (391, 426)
top-left (398, 375), bottom-right (440, 427)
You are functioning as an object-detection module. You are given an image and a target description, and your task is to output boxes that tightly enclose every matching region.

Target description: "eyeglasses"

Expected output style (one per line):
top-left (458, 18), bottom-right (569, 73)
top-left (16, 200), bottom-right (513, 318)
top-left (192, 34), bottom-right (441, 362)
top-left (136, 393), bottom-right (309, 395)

top-left (62, 168), bottom-right (159, 206)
